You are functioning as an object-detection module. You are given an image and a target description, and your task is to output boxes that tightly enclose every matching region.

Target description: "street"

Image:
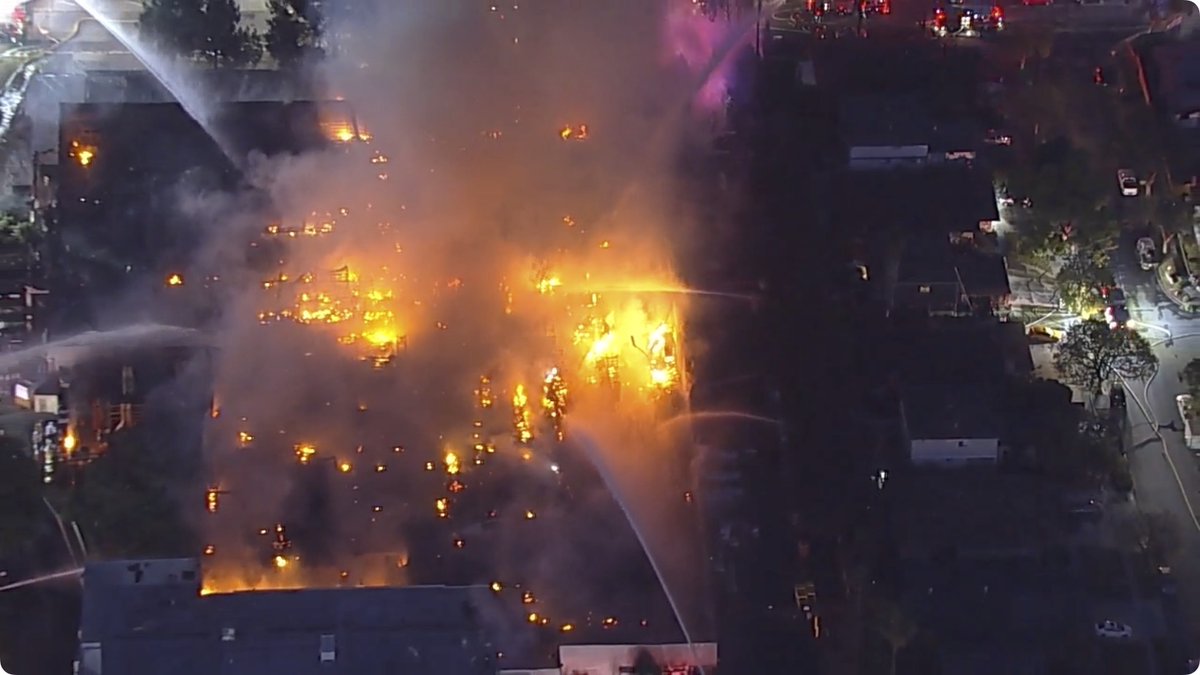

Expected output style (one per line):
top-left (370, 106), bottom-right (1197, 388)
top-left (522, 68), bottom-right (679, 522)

top-left (1113, 230), bottom-right (1200, 653)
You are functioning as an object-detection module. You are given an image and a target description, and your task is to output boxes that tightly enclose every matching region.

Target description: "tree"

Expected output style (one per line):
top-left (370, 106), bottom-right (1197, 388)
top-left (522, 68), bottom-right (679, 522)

top-left (1055, 246), bottom-right (1114, 314)
top-left (266, 0), bottom-right (324, 70)
top-left (1183, 358), bottom-right (1200, 398)
top-left (139, 0), bottom-right (205, 58)
top-left (67, 430), bottom-right (194, 558)
top-left (1005, 138), bottom-right (1114, 258)
top-left (873, 600), bottom-right (917, 675)
top-left (0, 436), bottom-right (44, 558)
top-left (197, 0), bottom-right (263, 68)
top-left (140, 0), bottom-right (261, 67)
top-left (1054, 318), bottom-right (1158, 394)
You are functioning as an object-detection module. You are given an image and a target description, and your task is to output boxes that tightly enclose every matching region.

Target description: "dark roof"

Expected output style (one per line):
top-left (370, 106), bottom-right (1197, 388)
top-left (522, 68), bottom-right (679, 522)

top-left (888, 319), bottom-right (1029, 386)
top-left (55, 101), bottom-right (346, 302)
top-left (79, 559), bottom-right (535, 675)
top-left (896, 237), bottom-right (1011, 298)
top-left (1150, 39), bottom-right (1200, 115)
top-left (903, 384), bottom-right (1001, 440)
top-left (82, 70), bottom-right (316, 105)
top-left (839, 95), bottom-right (980, 149)
top-left (888, 468), bottom-right (1065, 557)
top-left (832, 168), bottom-right (999, 236)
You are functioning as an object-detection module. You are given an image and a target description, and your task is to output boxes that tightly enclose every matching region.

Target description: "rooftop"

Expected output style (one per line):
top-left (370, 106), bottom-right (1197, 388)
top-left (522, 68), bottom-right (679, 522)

top-left (831, 168), bottom-right (998, 236)
top-left (902, 384), bottom-right (1001, 441)
top-left (79, 559), bottom-right (540, 675)
top-left (888, 468), bottom-right (1065, 558)
top-left (887, 318), bottom-right (1030, 387)
top-left (838, 94), bottom-right (980, 150)
top-left (1150, 38), bottom-right (1200, 115)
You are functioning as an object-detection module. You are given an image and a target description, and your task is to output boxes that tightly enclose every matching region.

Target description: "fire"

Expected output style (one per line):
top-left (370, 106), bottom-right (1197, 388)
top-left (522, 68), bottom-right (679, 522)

top-left (274, 555), bottom-right (289, 569)
top-left (70, 140), bottom-right (97, 167)
top-left (62, 431), bottom-right (77, 453)
top-left (338, 461), bottom-right (352, 473)
top-left (166, 273), bottom-right (184, 287)
top-left (237, 431), bottom-right (253, 446)
top-left (559, 124), bottom-right (589, 141)
top-left (205, 487), bottom-right (220, 513)
top-left (512, 385), bottom-right (533, 444)
top-left (295, 443), bottom-right (317, 464)
top-left (435, 497), bottom-right (448, 517)
top-left (444, 451), bottom-right (460, 475)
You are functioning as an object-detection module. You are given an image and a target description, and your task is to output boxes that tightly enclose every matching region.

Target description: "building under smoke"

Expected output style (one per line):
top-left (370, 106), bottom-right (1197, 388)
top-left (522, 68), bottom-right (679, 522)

top-left (76, 557), bottom-right (542, 675)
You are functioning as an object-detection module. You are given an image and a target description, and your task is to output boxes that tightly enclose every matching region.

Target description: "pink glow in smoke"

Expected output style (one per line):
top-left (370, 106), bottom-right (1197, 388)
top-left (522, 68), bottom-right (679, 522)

top-left (664, 4), bottom-right (742, 113)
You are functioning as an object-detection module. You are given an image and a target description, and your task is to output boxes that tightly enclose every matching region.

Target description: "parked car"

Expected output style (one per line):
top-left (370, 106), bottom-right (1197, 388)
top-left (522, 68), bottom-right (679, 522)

top-left (1094, 620), bottom-right (1133, 639)
top-left (1117, 169), bottom-right (1139, 197)
top-left (1137, 237), bottom-right (1159, 271)
top-left (1102, 286), bottom-right (1129, 329)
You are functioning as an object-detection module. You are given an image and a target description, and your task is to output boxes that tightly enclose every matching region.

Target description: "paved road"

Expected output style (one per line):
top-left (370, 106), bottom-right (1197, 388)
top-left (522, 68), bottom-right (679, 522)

top-left (1114, 235), bottom-right (1200, 659)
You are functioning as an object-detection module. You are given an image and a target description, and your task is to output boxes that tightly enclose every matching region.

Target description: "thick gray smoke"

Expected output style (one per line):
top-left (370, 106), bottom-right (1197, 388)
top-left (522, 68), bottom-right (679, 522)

top-left (191, 0), bottom-right (744, 644)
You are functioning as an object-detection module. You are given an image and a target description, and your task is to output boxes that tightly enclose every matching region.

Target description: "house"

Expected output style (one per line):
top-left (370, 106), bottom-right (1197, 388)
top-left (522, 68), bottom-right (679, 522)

top-left (887, 469), bottom-right (1077, 674)
top-left (887, 319), bottom-right (1032, 466)
top-left (77, 558), bottom-right (537, 675)
top-left (887, 233), bottom-right (1010, 317)
top-left (1150, 38), bottom-right (1200, 129)
top-left (832, 167), bottom-right (999, 240)
top-left (902, 385), bottom-right (1001, 465)
top-left (839, 95), bottom-right (981, 170)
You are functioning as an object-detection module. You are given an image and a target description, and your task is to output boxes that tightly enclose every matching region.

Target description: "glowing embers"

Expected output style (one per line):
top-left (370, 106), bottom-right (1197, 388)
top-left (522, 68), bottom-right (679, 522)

top-left (205, 486), bottom-right (221, 513)
top-left (476, 375), bottom-right (495, 409)
top-left (533, 264), bottom-right (562, 295)
top-left (69, 139), bottom-right (97, 168)
top-left (259, 264), bottom-right (407, 366)
top-left (558, 124), bottom-right (589, 141)
top-left (512, 384), bottom-right (534, 444)
top-left (295, 443), bottom-right (317, 464)
top-left (264, 219), bottom-right (335, 238)
top-left (542, 367), bottom-right (568, 441)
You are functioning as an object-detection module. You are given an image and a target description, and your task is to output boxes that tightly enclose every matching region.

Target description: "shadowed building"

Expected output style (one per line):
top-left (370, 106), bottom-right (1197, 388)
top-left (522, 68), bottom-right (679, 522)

top-left (77, 558), bottom-right (536, 675)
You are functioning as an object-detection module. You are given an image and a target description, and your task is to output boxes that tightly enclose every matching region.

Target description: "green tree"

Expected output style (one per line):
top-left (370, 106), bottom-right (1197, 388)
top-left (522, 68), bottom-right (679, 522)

top-left (1183, 358), bottom-right (1200, 397)
top-left (140, 0), bottom-right (261, 67)
top-left (1054, 318), bottom-right (1158, 394)
top-left (198, 0), bottom-right (263, 68)
top-left (0, 436), bottom-right (43, 558)
top-left (1006, 138), bottom-right (1113, 257)
top-left (139, 0), bottom-right (205, 58)
top-left (67, 430), bottom-right (194, 558)
top-left (266, 0), bottom-right (324, 70)
top-left (873, 600), bottom-right (917, 675)
top-left (1055, 246), bottom-right (1114, 314)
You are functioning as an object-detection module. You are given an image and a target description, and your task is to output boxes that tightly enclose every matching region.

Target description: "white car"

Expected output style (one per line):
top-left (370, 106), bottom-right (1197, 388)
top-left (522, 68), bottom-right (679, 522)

top-left (1117, 169), bottom-right (1139, 197)
top-left (1094, 620), bottom-right (1132, 639)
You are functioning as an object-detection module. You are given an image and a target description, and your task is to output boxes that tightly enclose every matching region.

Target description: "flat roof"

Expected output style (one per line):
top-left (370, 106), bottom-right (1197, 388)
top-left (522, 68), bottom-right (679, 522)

top-left (832, 168), bottom-right (998, 236)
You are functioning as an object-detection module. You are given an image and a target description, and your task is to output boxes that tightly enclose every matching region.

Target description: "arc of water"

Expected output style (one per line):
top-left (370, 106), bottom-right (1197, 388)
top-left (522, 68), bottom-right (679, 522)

top-left (574, 429), bottom-right (706, 675)
top-left (71, 0), bottom-right (235, 163)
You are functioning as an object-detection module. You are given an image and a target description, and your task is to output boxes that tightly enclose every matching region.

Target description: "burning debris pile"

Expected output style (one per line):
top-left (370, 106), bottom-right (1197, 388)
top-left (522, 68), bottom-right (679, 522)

top-left (194, 0), bottom-right (733, 643)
